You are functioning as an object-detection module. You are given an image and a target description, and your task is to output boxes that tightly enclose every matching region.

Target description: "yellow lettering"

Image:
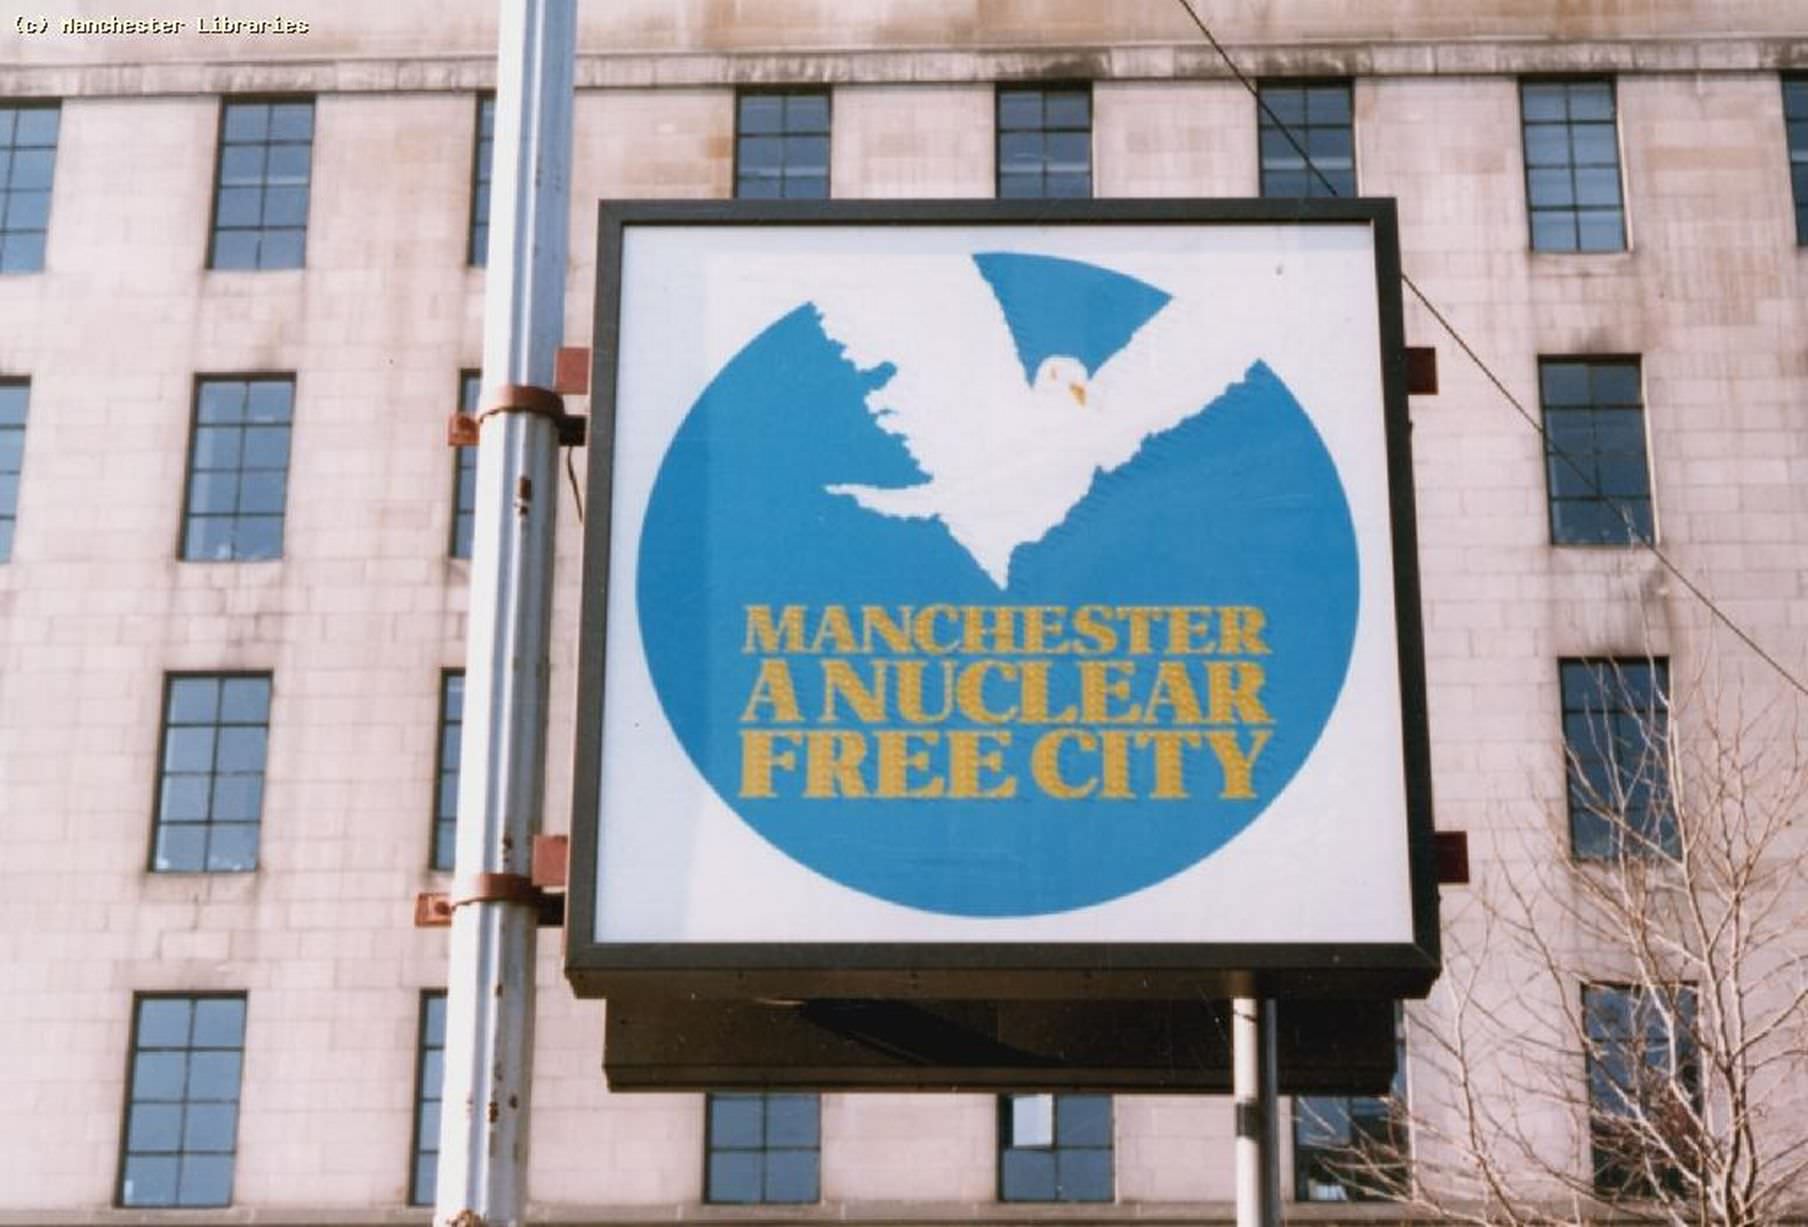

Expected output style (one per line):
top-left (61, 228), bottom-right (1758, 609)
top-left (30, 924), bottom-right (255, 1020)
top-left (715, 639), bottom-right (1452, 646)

top-left (1205, 729), bottom-right (1271, 799)
top-left (820, 659), bottom-right (886, 723)
top-left (743, 605), bottom-right (806, 654)
top-left (1134, 730), bottom-right (1206, 799)
top-left (956, 660), bottom-right (1019, 724)
top-left (1205, 661), bottom-right (1271, 724)
top-left (948, 730), bottom-right (1015, 799)
top-left (1072, 604), bottom-right (1117, 655)
top-left (860, 606), bottom-right (914, 654)
top-left (1221, 606), bottom-right (1270, 655)
top-left (1142, 660), bottom-right (1205, 724)
top-left (875, 730), bottom-right (944, 798)
top-left (1079, 660), bottom-right (1141, 723)
top-left (740, 658), bottom-right (802, 723)
top-left (1165, 605), bottom-right (1217, 655)
top-left (913, 604), bottom-right (959, 655)
top-left (895, 659), bottom-right (955, 723)
top-left (1118, 606), bottom-right (1160, 654)
top-left (804, 730), bottom-right (867, 797)
top-left (739, 730), bottom-right (802, 798)
top-left (810, 605), bottom-right (857, 654)
top-left (1019, 660), bottom-right (1078, 724)
top-left (1099, 729), bottom-right (1133, 799)
top-left (1031, 729), bottom-right (1098, 799)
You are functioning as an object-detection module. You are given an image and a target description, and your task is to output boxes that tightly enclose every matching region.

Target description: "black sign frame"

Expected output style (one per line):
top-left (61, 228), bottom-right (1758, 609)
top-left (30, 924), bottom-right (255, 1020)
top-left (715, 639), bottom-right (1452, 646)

top-left (568, 198), bottom-right (1439, 1003)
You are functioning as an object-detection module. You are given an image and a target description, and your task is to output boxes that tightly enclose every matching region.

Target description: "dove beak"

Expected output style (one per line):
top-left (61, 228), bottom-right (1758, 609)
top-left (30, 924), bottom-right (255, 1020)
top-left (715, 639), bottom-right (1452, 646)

top-left (1069, 382), bottom-right (1087, 407)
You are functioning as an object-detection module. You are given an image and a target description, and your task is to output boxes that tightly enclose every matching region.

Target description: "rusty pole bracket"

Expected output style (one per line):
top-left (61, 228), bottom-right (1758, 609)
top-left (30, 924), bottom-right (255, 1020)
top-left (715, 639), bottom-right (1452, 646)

top-left (448, 374), bottom-right (588, 450)
top-left (1433, 830), bottom-right (1470, 885)
top-left (1404, 346), bottom-right (1439, 396)
top-left (415, 846), bottom-right (567, 929)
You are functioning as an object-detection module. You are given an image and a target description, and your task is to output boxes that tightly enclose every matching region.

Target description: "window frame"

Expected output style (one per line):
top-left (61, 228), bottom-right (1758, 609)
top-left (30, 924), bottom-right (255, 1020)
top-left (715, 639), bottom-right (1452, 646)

top-left (430, 669), bottom-right (464, 873)
top-left (115, 992), bottom-right (248, 1209)
top-left (1559, 657), bottom-right (1674, 861)
top-left (451, 371), bottom-right (479, 560)
top-left (206, 94), bottom-right (314, 271)
top-left (997, 1092), bottom-right (1115, 1204)
top-left (407, 990), bottom-right (447, 1205)
top-left (702, 1090), bottom-right (822, 1205)
top-left (0, 100), bottom-right (60, 273)
top-left (732, 88), bottom-right (831, 201)
top-left (0, 376), bottom-right (27, 561)
top-left (994, 82), bottom-right (1094, 200)
top-left (1519, 77), bottom-right (1629, 253)
top-left (148, 671), bottom-right (274, 874)
top-left (1538, 355), bottom-right (1655, 548)
top-left (1582, 982), bottom-right (1701, 1198)
top-left (468, 94), bottom-right (494, 267)
top-left (1256, 78), bottom-right (1357, 200)
top-left (1292, 1003), bottom-right (1409, 1202)
top-left (178, 373), bottom-right (296, 563)
top-left (1783, 73), bottom-right (1808, 246)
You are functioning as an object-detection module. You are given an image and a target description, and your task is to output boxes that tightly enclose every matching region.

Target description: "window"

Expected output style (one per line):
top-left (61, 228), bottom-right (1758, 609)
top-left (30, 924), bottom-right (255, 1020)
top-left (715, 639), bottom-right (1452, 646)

top-left (1561, 658), bottom-right (1672, 860)
top-left (408, 992), bottom-right (447, 1205)
top-left (1294, 1006), bottom-right (1409, 1201)
top-left (182, 376), bottom-right (294, 561)
top-left (0, 379), bottom-right (26, 560)
top-left (152, 674), bottom-right (272, 873)
top-left (1540, 358), bottom-right (1651, 546)
top-left (1521, 79), bottom-right (1625, 252)
top-left (469, 95), bottom-right (494, 265)
top-left (1584, 984), bottom-right (1700, 1197)
top-left (210, 98), bottom-right (312, 269)
top-left (451, 372), bottom-right (478, 559)
top-left (117, 995), bottom-right (246, 1208)
top-left (0, 102), bottom-right (58, 272)
top-left (996, 85), bottom-right (1092, 199)
top-left (1785, 75), bottom-right (1808, 245)
top-left (705, 1092), bottom-right (819, 1204)
top-left (999, 1093), bottom-right (1113, 1203)
top-left (1258, 81), bottom-right (1355, 198)
top-left (431, 672), bottom-right (463, 872)
top-left (734, 90), bottom-right (829, 200)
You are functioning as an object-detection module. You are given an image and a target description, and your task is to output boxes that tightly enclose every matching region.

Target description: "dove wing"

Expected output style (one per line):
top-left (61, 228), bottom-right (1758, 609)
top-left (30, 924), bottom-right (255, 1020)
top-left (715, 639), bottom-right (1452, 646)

top-left (1084, 295), bottom-right (1253, 460)
top-left (812, 257), bottom-right (1038, 485)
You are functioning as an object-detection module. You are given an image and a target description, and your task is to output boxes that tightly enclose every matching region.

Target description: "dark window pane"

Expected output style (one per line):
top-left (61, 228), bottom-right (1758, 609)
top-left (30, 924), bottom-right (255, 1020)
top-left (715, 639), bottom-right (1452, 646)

top-left (219, 677), bottom-right (270, 722)
top-left (205, 825), bottom-right (259, 871)
top-left (997, 90), bottom-right (1043, 130)
top-left (257, 229), bottom-right (304, 269)
top-left (1568, 83), bottom-right (1615, 121)
top-left (737, 94), bottom-right (785, 135)
top-left (262, 186), bottom-right (308, 227)
top-left (8, 149), bottom-right (52, 189)
top-left (1043, 91), bottom-right (1090, 128)
top-left (216, 727), bottom-right (267, 773)
top-left (1306, 85), bottom-right (1352, 124)
top-left (268, 103), bottom-right (313, 140)
top-left (122, 1156), bottom-right (179, 1206)
top-left (764, 1094), bottom-right (818, 1146)
top-left (1057, 1148), bottom-right (1113, 1201)
top-left (1528, 167), bottom-right (1574, 207)
top-left (1001, 1148), bottom-right (1058, 1201)
top-left (178, 1153), bottom-right (233, 1206)
top-left (164, 727), bottom-right (216, 773)
top-left (709, 1094), bottom-right (763, 1147)
top-left (187, 472), bottom-right (237, 516)
top-left (708, 1152), bottom-right (763, 1203)
top-left (183, 1104), bottom-right (237, 1152)
top-left (784, 92), bottom-right (829, 132)
top-left (192, 998), bottom-right (245, 1046)
top-left (153, 826), bottom-right (207, 871)
top-left (763, 1150), bottom-right (818, 1202)
top-left (187, 1051), bottom-right (242, 1100)
top-left (1531, 211), bottom-right (1578, 251)
top-left (133, 1052), bottom-right (188, 1101)
top-left (1056, 1095), bottom-right (1111, 1146)
top-left (1577, 210), bottom-right (1626, 251)
top-left (128, 1104), bottom-right (183, 1152)
top-left (161, 776), bottom-right (211, 822)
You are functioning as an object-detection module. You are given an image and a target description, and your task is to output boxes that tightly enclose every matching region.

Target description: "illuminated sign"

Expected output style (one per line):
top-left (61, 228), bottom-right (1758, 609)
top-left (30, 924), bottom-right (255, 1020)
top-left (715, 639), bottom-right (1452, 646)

top-left (569, 201), bottom-right (1437, 1000)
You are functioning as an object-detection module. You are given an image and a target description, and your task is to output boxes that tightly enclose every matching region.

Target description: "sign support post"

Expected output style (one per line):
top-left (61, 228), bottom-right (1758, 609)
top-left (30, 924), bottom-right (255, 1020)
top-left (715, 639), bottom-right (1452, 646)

top-left (1233, 997), bottom-right (1282, 1227)
top-left (434, 1), bottom-right (574, 1224)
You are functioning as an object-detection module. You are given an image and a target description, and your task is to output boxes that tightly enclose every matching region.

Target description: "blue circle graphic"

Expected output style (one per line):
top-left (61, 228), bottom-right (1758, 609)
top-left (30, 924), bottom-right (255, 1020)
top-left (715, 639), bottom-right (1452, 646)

top-left (636, 255), bottom-right (1359, 917)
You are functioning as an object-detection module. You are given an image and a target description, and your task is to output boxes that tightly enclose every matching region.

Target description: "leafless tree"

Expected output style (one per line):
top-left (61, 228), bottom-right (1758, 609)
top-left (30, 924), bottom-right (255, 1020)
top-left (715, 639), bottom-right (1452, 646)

top-left (1310, 660), bottom-right (1808, 1226)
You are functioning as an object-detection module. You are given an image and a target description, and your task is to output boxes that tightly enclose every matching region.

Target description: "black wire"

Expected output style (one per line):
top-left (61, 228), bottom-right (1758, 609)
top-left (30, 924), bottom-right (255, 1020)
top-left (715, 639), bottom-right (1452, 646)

top-left (1169, 0), bottom-right (1808, 702)
top-left (565, 446), bottom-right (584, 524)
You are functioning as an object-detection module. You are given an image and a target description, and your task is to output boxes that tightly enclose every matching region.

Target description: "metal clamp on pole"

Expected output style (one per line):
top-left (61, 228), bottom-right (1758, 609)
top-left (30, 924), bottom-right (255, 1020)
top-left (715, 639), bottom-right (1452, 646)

top-left (448, 382), bottom-right (588, 449)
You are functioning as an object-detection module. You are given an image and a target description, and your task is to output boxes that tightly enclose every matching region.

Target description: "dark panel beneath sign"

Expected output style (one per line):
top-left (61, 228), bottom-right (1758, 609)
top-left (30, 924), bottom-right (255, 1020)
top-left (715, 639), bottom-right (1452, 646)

top-left (603, 998), bottom-right (1395, 1095)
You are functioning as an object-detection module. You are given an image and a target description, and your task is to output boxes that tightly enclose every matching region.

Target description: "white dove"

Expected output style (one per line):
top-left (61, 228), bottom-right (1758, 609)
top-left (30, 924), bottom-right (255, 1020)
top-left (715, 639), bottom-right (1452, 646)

top-left (813, 255), bottom-right (1250, 588)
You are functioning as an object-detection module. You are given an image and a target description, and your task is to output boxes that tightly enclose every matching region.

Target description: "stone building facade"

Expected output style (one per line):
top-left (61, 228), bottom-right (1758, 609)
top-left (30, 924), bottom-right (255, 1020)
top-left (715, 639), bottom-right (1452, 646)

top-left (2, 0), bottom-right (1806, 1222)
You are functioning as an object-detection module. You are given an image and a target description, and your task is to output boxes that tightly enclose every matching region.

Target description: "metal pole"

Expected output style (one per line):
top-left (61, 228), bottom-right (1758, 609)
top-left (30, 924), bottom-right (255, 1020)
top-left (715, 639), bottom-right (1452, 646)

top-left (1233, 997), bottom-right (1282, 1227)
top-left (435, 1), bottom-right (573, 1224)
